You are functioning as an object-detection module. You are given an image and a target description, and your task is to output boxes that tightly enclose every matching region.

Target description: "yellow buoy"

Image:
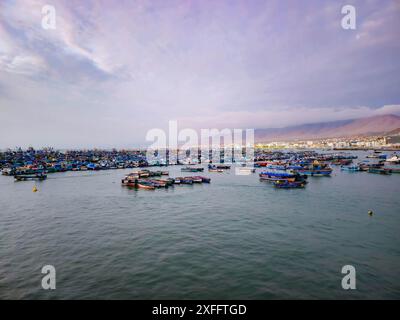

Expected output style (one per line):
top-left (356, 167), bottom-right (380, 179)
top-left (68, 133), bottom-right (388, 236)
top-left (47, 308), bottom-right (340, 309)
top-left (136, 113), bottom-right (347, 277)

top-left (32, 186), bottom-right (38, 192)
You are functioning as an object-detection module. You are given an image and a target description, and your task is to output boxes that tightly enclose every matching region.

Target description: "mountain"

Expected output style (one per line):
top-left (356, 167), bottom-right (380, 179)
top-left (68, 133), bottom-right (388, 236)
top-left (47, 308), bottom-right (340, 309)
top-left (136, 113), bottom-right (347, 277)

top-left (255, 114), bottom-right (400, 142)
top-left (387, 127), bottom-right (400, 136)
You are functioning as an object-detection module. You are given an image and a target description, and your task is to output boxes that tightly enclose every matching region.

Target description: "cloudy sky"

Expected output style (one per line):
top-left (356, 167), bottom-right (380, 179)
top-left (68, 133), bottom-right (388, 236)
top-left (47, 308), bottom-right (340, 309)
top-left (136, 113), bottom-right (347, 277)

top-left (1, 0), bottom-right (399, 148)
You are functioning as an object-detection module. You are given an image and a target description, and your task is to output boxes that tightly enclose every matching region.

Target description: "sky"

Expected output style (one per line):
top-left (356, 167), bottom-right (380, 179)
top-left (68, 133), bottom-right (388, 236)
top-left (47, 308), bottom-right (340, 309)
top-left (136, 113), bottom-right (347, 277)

top-left (0, 0), bottom-right (400, 148)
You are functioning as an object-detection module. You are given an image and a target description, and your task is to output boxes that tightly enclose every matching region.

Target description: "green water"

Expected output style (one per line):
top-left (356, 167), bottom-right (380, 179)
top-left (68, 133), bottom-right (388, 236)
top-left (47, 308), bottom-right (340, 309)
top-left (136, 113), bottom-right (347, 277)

top-left (0, 151), bottom-right (399, 299)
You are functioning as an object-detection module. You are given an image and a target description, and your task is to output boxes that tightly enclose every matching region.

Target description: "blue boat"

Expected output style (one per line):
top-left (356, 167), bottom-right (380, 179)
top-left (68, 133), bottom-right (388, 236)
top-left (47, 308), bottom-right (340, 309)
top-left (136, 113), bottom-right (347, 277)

top-left (341, 165), bottom-right (361, 172)
top-left (273, 180), bottom-right (306, 188)
top-left (259, 171), bottom-right (307, 183)
top-left (266, 164), bottom-right (286, 170)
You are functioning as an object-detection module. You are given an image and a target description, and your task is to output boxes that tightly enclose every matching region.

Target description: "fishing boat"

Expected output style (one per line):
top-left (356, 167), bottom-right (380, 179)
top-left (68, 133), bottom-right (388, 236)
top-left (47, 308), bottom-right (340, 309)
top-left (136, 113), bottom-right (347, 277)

top-left (14, 173), bottom-right (47, 181)
top-left (137, 180), bottom-right (156, 190)
top-left (180, 177), bottom-right (194, 184)
top-left (265, 164), bottom-right (286, 170)
top-left (208, 165), bottom-right (223, 172)
top-left (138, 170), bottom-right (150, 177)
top-left (260, 171), bottom-right (308, 183)
top-left (157, 178), bottom-right (174, 186)
top-left (296, 162), bottom-right (332, 176)
top-left (286, 165), bottom-right (303, 170)
top-left (331, 159), bottom-right (352, 166)
top-left (181, 167), bottom-right (204, 172)
top-left (198, 176), bottom-right (211, 183)
top-left (216, 165), bottom-right (231, 169)
top-left (368, 168), bottom-right (392, 175)
top-left (386, 155), bottom-right (400, 164)
top-left (385, 167), bottom-right (400, 173)
top-left (1, 168), bottom-right (14, 176)
top-left (121, 178), bottom-right (137, 187)
top-left (148, 179), bottom-right (168, 188)
top-left (273, 180), bottom-right (306, 189)
top-left (358, 162), bottom-right (384, 171)
top-left (187, 176), bottom-right (203, 183)
top-left (238, 167), bottom-right (256, 173)
top-left (341, 165), bottom-right (361, 172)
top-left (260, 171), bottom-right (296, 182)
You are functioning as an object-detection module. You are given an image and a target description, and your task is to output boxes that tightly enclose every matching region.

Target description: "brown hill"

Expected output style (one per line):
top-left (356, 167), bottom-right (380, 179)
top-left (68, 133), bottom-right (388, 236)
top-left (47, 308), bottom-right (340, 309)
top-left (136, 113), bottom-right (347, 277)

top-left (255, 114), bottom-right (400, 142)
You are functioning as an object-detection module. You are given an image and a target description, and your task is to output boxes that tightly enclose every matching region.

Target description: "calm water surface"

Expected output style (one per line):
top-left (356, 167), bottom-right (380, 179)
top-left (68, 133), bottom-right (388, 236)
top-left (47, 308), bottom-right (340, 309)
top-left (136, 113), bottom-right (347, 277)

top-left (0, 151), bottom-right (399, 299)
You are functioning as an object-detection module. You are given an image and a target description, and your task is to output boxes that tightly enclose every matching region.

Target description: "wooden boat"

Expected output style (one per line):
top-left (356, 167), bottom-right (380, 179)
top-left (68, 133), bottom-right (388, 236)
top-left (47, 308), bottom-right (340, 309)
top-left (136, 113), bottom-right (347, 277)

top-left (259, 171), bottom-right (296, 182)
top-left (14, 173), bottom-right (47, 181)
top-left (359, 162), bottom-right (384, 171)
top-left (386, 167), bottom-right (400, 173)
top-left (386, 155), bottom-right (400, 164)
top-left (197, 176), bottom-right (211, 183)
top-left (138, 170), bottom-right (150, 178)
top-left (331, 159), bottom-right (352, 166)
top-left (188, 176), bottom-right (203, 183)
top-left (208, 165), bottom-right (224, 172)
top-left (296, 164), bottom-right (332, 176)
top-left (265, 164), bottom-right (286, 170)
top-left (181, 177), bottom-right (193, 184)
top-left (216, 165), bottom-right (231, 169)
top-left (137, 180), bottom-right (155, 190)
top-left (238, 167), bottom-right (256, 173)
top-left (121, 178), bottom-right (137, 187)
top-left (341, 165), bottom-right (361, 172)
top-left (157, 178), bottom-right (174, 186)
top-left (368, 168), bottom-right (392, 175)
top-left (181, 167), bottom-right (204, 172)
top-left (2, 168), bottom-right (14, 176)
top-left (150, 180), bottom-right (167, 188)
top-left (273, 180), bottom-right (306, 188)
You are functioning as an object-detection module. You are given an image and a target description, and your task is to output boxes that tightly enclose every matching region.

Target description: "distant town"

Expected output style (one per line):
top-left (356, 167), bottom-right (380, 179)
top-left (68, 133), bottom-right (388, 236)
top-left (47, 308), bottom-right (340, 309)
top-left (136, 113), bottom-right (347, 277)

top-left (255, 132), bottom-right (400, 150)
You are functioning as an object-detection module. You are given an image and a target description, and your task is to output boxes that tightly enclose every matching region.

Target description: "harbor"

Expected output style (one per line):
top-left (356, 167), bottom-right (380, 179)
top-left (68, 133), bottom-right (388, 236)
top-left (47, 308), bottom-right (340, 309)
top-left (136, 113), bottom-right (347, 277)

top-left (0, 148), bottom-right (399, 299)
top-left (2, 148), bottom-right (399, 189)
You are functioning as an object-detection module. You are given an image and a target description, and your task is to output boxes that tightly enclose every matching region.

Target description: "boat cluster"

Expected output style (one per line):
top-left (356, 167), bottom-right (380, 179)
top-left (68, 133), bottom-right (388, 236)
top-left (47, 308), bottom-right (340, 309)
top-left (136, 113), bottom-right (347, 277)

top-left (259, 171), bottom-right (308, 188)
top-left (0, 148), bottom-right (151, 179)
top-left (121, 170), bottom-right (211, 190)
top-left (256, 151), bottom-right (400, 188)
top-left (338, 152), bottom-right (400, 174)
top-left (257, 160), bottom-right (330, 189)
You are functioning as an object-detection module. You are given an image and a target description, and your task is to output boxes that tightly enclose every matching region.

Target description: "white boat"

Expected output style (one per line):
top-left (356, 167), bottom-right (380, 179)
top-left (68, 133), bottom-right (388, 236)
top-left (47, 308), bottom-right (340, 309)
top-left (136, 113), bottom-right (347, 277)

top-left (1, 168), bottom-right (13, 176)
top-left (238, 167), bottom-right (256, 173)
top-left (386, 155), bottom-right (400, 164)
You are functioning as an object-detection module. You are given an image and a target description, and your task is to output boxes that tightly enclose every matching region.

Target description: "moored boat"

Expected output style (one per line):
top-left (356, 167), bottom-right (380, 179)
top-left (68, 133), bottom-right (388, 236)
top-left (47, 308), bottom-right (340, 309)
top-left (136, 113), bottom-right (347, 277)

top-left (341, 165), bottom-right (361, 172)
top-left (368, 168), bottom-right (392, 175)
top-left (181, 167), bottom-right (204, 172)
top-left (260, 171), bottom-right (296, 182)
top-left (386, 155), bottom-right (400, 164)
top-left (2, 168), bottom-right (14, 176)
top-left (14, 173), bottom-right (47, 181)
top-left (137, 180), bottom-right (156, 190)
top-left (296, 162), bottom-right (332, 176)
top-left (237, 167), bottom-right (256, 173)
top-left (273, 180), bottom-right (306, 188)
top-left (216, 165), bottom-right (231, 169)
